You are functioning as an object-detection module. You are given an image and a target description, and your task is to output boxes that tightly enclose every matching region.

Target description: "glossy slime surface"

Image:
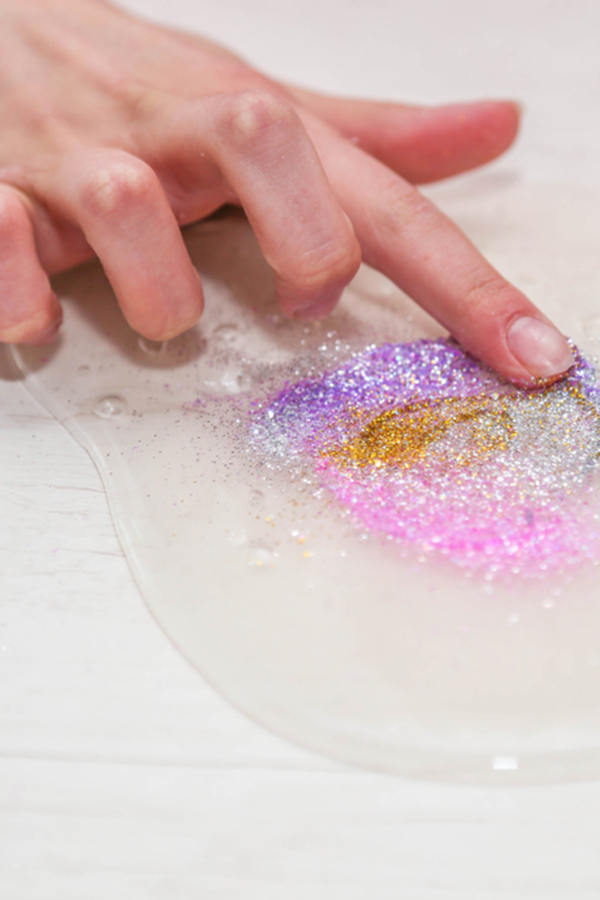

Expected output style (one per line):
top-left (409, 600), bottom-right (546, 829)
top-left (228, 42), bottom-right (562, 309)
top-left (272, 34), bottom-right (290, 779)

top-left (250, 339), bottom-right (600, 578)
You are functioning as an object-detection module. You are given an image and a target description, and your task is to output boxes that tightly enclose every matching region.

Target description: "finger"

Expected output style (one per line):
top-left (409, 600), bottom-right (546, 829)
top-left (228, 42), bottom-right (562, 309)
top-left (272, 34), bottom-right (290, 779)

top-left (303, 117), bottom-right (573, 383)
top-left (290, 89), bottom-right (521, 184)
top-left (149, 90), bottom-right (361, 318)
top-left (41, 149), bottom-right (204, 341)
top-left (0, 186), bottom-right (62, 344)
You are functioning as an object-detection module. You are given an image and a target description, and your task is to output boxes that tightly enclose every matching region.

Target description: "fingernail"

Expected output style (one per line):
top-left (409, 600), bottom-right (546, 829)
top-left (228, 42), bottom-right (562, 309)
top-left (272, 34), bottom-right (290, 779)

top-left (507, 316), bottom-right (574, 379)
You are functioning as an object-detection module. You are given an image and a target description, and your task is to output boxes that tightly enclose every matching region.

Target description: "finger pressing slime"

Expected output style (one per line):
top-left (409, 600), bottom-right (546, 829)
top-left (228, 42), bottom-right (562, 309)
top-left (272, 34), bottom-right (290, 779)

top-left (250, 338), bottom-right (600, 578)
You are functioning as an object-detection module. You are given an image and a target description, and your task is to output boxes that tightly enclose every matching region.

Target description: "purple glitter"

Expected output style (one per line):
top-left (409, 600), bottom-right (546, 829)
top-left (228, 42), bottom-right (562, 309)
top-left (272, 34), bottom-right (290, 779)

top-left (250, 339), bottom-right (600, 578)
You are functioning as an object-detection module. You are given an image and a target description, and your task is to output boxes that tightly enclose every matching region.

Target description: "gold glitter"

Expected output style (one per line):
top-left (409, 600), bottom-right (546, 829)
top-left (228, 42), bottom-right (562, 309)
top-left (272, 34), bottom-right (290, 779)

top-left (323, 384), bottom-right (600, 472)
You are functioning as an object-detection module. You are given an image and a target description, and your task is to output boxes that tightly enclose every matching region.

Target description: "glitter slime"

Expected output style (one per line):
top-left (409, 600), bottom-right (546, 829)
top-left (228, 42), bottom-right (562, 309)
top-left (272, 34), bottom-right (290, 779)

top-left (251, 339), bottom-right (600, 578)
top-left (11, 182), bottom-right (600, 784)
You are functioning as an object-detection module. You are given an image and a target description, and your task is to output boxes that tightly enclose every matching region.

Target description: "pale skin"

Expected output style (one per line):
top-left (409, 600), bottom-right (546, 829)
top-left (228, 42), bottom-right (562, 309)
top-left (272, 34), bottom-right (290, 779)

top-left (0, 0), bottom-right (574, 382)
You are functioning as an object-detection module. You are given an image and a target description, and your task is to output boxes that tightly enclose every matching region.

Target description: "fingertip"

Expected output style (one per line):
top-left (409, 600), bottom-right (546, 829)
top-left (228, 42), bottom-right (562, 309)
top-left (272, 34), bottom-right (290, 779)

top-left (508, 99), bottom-right (525, 119)
top-left (291, 285), bottom-right (346, 321)
top-left (456, 307), bottom-right (575, 387)
top-left (2, 300), bottom-right (63, 346)
top-left (479, 98), bottom-right (522, 147)
top-left (28, 320), bottom-right (62, 346)
top-left (397, 98), bottom-right (523, 184)
top-left (28, 294), bottom-right (63, 345)
top-left (132, 268), bottom-right (205, 341)
top-left (412, 99), bottom-right (523, 182)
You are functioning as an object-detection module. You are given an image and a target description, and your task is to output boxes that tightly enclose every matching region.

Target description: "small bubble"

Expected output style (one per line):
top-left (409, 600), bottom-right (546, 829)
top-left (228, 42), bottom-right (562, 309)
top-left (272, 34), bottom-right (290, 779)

top-left (219, 369), bottom-right (251, 394)
top-left (507, 612), bottom-right (520, 626)
top-left (247, 541), bottom-right (276, 566)
top-left (93, 395), bottom-right (126, 418)
top-left (213, 323), bottom-right (240, 345)
top-left (492, 755), bottom-right (519, 771)
top-left (375, 281), bottom-right (394, 298)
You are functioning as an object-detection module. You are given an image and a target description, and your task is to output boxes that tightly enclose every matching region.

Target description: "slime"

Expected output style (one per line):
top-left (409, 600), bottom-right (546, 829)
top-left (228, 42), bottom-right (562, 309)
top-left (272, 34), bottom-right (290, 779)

top-left (10, 183), bottom-right (600, 783)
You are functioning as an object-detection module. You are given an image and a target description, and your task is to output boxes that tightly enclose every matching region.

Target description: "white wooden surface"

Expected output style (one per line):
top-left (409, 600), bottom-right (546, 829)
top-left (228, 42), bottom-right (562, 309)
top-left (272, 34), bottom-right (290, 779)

top-left (2, 2), bottom-right (600, 897)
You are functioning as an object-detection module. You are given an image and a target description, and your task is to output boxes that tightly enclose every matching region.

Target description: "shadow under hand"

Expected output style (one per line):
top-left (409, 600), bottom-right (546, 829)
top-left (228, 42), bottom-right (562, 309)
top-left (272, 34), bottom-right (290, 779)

top-left (16, 202), bottom-right (440, 384)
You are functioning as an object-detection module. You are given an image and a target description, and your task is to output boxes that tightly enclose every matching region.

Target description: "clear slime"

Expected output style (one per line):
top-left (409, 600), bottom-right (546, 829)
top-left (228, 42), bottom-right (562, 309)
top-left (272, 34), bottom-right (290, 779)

top-left (11, 180), bottom-right (600, 783)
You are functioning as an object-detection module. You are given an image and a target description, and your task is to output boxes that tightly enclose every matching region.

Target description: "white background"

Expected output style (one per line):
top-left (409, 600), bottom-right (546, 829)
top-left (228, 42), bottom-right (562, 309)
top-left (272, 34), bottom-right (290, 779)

top-left (2, 1), bottom-right (600, 897)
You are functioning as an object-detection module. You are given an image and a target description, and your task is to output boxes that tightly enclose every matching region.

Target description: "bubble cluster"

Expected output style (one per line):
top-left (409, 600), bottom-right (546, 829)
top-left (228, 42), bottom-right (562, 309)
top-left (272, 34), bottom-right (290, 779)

top-left (249, 339), bottom-right (600, 578)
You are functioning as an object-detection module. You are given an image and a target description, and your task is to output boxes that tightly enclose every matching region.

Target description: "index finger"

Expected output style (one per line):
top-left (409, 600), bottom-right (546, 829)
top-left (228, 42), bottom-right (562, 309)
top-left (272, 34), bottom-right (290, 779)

top-left (303, 115), bottom-right (573, 384)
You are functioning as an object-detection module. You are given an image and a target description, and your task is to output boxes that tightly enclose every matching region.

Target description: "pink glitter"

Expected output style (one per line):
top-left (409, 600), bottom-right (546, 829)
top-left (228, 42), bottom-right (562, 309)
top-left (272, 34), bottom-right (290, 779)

top-left (251, 339), bottom-right (600, 578)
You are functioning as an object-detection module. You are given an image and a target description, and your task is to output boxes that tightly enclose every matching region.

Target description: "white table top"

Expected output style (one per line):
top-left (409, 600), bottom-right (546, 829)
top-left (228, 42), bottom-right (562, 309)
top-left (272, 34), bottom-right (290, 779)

top-left (2, 2), bottom-right (600, 897)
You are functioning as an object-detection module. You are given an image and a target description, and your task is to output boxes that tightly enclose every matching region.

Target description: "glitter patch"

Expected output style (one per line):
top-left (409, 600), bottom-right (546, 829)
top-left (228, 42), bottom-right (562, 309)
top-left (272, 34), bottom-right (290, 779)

top-left (250, 339), bottom-right (600, 578)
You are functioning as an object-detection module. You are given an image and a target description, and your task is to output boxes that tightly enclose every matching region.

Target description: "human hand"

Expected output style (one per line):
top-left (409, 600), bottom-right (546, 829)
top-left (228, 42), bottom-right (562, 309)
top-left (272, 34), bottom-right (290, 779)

top-left (0, 0), bottom-right (573, 382)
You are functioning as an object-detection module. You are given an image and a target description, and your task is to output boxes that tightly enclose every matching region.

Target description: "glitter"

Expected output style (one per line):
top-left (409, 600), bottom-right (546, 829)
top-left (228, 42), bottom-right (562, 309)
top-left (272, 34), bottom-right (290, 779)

top-left (250, 338), bottom-right (600, 578)
top-left (324, 394), bottom-right (517, 470)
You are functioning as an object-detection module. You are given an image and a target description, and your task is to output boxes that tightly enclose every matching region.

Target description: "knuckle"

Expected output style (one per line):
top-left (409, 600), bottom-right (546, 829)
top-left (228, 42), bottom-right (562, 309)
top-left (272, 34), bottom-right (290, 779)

top-left (80, 159), bottom-right (156, 217)
top-left (289, 234), bottom-right (361, 297)
top-left (375, 180), bottom-right (435, 238)
top-left (218, 89), bottom-right (298, 148)
top-left (460, 273), bottom-right (515, 322)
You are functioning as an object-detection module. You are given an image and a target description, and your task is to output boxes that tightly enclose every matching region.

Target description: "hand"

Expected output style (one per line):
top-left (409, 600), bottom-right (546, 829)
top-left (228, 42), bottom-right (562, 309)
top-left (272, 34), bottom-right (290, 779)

top-left (0, 0), bottom-right (573, 382)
